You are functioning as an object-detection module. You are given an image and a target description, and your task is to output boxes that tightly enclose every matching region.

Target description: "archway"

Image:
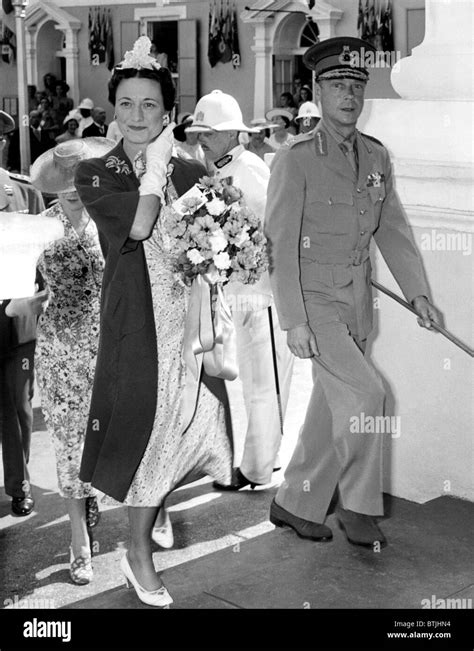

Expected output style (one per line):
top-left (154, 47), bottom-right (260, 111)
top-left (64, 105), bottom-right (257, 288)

top-left (241, 0), bottom-right (343, 118)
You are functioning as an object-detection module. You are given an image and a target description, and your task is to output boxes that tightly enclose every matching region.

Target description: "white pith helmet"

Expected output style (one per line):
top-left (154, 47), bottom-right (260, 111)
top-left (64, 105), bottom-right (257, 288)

top-left (186, 90), bottom-right (257, 133)
top-left (295, 101), bottom-right (320, 121)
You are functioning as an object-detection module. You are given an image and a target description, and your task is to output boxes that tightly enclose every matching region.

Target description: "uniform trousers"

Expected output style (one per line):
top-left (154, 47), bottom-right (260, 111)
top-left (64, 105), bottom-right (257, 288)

top-left (0, 341), bottom-right (35, 498)
top-left (276, 317), bottom-right (385, 524)
top-left (233, 306), bottom-right (294, 485)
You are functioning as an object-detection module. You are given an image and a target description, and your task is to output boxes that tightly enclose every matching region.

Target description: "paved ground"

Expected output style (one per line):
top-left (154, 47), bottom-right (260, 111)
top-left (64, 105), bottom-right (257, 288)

top-left (1, 357), bottom-right (473, 618)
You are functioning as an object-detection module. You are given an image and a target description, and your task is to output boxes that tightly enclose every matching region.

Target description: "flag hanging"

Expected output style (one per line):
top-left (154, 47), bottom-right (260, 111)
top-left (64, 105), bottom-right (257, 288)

top-left (231, 1), bottom-right (241, 68)
top-left (208, 0), bottom-right (220, 67)
top-left (360, 0), bottom-right (394, 52)
top-left (219, 0), bottom-right (232, 63)
top-left (106, 9), bottom-right (115, 71)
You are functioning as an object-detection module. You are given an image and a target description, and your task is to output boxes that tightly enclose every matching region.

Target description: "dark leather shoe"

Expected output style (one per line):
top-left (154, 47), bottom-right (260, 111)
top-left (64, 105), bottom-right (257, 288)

top-left (269, 498), bottom-right (332, 541)
top-left (11, 495), bottom-right (35, 516)
top-left (213, 468), bottom-right (259, 491)
top-left (336, 506), bottom-right (387, 547)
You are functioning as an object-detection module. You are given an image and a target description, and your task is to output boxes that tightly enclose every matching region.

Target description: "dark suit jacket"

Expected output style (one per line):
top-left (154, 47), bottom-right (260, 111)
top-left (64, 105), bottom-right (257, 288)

top-left (7, 128), bottom-right (52, 172)
top-left (74, 142), bottom-right (207, 501)
top-left (82, 123), bottom-right (108, 138)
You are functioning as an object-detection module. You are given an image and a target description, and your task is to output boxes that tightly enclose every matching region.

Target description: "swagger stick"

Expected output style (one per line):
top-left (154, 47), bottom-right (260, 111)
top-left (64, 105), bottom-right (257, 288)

top-left (371, 280), bottom-right (474, 358)
top-left (268, 305), bottom-right (285, 435)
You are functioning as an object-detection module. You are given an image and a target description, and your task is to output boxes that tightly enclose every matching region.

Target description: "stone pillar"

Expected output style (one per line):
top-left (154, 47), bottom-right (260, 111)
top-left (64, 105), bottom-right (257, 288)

top-left (61, 27), bottom-right (81, 107)
top-left (358, 0), bottom-right (473, 504)
top-left (251, 22), bottom-right (274, 118)
top-left (391, 0), bottom-right (474, 100)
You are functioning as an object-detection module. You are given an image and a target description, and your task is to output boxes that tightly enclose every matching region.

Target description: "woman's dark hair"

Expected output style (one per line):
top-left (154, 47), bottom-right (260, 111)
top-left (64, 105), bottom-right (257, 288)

top-left (280, 116), bottom-right (290, 129)
top-left (280, 91), bottom-right (296, 108)
top-left (108, 67), bottom-right (176, 110)
top-left (300, 86), bottom-right (313, 101)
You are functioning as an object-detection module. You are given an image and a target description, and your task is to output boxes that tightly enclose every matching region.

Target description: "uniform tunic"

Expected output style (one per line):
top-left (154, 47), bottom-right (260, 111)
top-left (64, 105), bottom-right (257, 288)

top-left (212, 145), bottom-right (294, 484)
top-left (265, 122), bottom-right (429, 522)
top-left (75, 143), bottom-right (232, 503)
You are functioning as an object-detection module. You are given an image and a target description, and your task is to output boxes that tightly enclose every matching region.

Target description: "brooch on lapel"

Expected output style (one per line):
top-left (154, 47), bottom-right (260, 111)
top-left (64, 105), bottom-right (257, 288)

top-left (105, 156), bottom-right (132, 175)
top-left (166, 163), bottom-right (174, 178)
top-left (367, 171), bottom-right (384, 187)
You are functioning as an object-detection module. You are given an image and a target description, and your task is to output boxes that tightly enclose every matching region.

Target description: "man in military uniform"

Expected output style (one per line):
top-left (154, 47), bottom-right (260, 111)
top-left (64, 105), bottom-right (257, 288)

top-left (265, 38), bottom-right (440, 546)
top-left (1, 110), bottom-right (44, 516)
top-left (188, 91), bottom-right (294, 490)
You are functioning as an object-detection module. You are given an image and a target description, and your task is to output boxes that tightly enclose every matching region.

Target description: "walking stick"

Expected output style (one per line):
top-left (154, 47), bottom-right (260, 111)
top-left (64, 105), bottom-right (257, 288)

top-left (371, 280), bottom-right (474, 358)
top-left (267, 305), bottom-right (285, 435)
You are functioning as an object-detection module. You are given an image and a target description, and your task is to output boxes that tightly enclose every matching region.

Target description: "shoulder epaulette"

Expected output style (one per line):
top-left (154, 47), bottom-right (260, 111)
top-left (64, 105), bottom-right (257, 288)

top-left (360, 132), bottom-right (385, 148)
top-left (287, 131), bottom-right (314, 149)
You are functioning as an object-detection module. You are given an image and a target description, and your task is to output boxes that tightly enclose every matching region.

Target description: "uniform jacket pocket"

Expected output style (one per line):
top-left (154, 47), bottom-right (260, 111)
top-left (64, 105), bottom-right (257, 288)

top-left (304, 188), bottom-right (354, 235)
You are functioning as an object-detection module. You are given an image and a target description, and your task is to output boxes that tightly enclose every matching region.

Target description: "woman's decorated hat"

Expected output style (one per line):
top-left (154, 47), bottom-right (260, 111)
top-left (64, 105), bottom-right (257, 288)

top-left (62, 109), bottom-right (81, 126)
top-left (250, 118), bottom-right (278, 132)
top-left (30, 137), bottom-right (116, 194)
top-left (265, 108), bottom-right (294, 123)
top-left (116, 36), bottom-right (162, 71)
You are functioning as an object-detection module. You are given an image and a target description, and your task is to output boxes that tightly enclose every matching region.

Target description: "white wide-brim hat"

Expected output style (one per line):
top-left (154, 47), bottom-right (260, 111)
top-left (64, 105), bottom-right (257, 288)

top-left (250, 118), bottom-right (278, 131)
top-left (63, 110), bottom-right (81, 125)
top-left (186, 90), bottom-right (258, 133)
top-left (295, 101), bottom-right (320, 121)
top-left (78, 98), bottom-right (94, 110)
top-left (30, 137), bottom-right (116, 194)
top-left (265, 107), bottom-right (295, 123)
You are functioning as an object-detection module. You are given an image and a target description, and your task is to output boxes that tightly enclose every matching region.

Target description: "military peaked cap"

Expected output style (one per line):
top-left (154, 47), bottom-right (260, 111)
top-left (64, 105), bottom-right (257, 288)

top-left (304, 37), bottom-right (376, 82)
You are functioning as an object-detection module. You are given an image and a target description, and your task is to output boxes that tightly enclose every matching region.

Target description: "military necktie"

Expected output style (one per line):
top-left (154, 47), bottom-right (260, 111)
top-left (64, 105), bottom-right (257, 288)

top-left (340, 140), bottom-right (358, 175)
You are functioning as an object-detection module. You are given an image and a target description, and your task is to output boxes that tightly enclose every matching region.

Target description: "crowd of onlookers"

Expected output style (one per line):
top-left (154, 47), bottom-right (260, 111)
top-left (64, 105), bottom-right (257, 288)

top-left (4, 72), bottom-right (109, 173)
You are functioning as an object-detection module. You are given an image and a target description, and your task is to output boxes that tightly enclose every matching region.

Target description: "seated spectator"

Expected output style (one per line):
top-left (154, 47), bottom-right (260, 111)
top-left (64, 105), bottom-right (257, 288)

top-left (56, 111), bottom-right (81, 144)
top-left (265, 108), bottom-right (296, 149)
top-left (42, 73), bottom-right (57, 101)
top-left (244, 118), bottom-right (276, 161)
top-left (298, 84), bottom-right (313, 106)
top-left (82, 107), bottom-right (108, 138)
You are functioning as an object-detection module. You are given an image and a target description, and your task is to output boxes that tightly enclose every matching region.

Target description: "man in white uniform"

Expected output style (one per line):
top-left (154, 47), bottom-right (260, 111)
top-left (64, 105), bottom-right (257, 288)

top-left (187, 91), bottom-right (294, 490)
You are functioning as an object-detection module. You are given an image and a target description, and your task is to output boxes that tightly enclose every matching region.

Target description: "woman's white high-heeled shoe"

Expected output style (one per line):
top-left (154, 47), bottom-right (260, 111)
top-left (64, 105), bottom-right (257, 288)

top-left (151, 508), bottom-right (174, 549)
top-left (120, 553), bottom-right (173, 607)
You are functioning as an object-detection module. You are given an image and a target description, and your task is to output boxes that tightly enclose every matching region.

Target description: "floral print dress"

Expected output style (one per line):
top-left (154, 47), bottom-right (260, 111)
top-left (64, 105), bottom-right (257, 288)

top-left (121, 175), bottom-right (233, 507)
top-left (35, 202), bottom-right (103, 499)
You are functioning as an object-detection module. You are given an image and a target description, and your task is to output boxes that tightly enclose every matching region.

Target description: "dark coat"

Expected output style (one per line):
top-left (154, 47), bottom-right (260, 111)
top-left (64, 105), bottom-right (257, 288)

top-left (74, 142), bottom-right (210, 501)
top-left (82, 122), bottom-right (108, 138)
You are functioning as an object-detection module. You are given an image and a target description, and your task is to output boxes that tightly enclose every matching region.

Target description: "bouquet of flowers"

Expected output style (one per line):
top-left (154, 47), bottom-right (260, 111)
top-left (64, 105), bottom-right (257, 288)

top-left (163, 176), bottom-right (268, 286)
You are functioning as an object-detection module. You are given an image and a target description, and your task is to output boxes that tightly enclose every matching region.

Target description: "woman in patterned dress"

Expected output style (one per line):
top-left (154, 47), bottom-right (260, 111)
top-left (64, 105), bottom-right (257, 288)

top-left (74, 37), bottom-right (233, 607)
top-left (11, 138), bottom-right (115, 585)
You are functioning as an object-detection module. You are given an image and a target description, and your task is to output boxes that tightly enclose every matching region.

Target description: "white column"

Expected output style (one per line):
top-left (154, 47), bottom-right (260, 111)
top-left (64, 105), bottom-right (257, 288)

top-left (358, 0), bottom-right (474, 504)
top-left (251, 22), bottom-right (273, 118)
top-left (391, 0), bottom-right (474, 100)
top-left (61, 27), bottom-right (81, 107)
top-left (25, 24), bottom-right (37, 87)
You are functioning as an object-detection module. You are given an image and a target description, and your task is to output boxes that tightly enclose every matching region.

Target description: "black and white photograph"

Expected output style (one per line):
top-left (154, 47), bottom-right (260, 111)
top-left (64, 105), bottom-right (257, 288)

top-left (0, 1), bottom-right (472, 649)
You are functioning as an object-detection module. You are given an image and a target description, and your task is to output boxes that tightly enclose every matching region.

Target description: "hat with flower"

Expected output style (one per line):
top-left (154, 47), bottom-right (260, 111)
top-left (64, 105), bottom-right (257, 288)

top-left (116, 36), bottom-right (162, 71)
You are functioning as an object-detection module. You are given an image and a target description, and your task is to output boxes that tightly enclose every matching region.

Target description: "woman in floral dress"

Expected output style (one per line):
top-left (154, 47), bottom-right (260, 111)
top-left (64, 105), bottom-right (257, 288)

top-left (75, 37), bottom-right (233, 607)
top-left (13, 138), bottom-right (115, 585)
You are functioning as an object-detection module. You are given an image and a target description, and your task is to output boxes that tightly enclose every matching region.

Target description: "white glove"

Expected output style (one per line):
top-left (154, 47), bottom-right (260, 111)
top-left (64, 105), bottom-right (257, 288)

top-left (138, 122), bottom-right (176, 200)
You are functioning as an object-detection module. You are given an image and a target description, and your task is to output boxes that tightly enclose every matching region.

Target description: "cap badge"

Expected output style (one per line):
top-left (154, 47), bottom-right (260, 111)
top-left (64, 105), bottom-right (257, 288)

top-left (196, 111), bottom-right (205, 122)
